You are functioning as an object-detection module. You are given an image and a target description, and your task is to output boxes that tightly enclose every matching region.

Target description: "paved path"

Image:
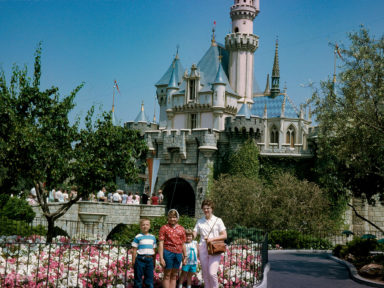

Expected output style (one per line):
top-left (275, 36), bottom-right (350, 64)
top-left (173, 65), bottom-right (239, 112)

top-left (267, 252), bottom-right (371, 288)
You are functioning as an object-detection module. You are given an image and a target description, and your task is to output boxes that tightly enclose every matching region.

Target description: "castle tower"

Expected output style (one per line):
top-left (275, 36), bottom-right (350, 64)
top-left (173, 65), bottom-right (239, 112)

top-left (225, 0), bottom-right (260, 105)
top-left (270, 40), bottom-right (280, 98)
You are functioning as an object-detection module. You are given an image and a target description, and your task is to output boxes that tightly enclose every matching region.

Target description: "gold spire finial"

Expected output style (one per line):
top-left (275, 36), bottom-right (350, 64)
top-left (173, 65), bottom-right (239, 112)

top-left (141, 101), bottom-right (144, 112)
top-left (175, 45), bottom-right (180, 60)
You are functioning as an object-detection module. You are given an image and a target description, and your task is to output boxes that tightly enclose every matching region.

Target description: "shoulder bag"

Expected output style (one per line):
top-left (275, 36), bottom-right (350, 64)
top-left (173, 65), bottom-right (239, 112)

top-left (206, 217), bottom-right (226, 255)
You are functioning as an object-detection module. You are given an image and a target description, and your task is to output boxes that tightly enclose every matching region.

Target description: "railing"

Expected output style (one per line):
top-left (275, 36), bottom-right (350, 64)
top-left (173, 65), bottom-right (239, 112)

top-left (0, 235), bottom-right (267, 288)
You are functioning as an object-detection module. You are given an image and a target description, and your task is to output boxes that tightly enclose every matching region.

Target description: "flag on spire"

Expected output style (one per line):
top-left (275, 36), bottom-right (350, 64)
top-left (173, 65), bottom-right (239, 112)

top-left (335, 44), bottom-right (343, 60)
top-left (114, 80), bottom-right (120, 94)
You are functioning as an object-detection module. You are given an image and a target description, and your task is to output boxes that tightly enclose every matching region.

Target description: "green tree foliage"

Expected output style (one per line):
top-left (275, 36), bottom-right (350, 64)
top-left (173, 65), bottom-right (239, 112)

top-left (228, 139), bottom-right (259, 178)
top-left (0, 45), bottom-right (148, 241)
top-left (211, 173), bottom-right (336, 232)
top-left (71, 108), bottom-right (147, 199)
top-left (1, 197), bottom-right (36, 223)
top-left (312, 28), bottom-right (384, 203)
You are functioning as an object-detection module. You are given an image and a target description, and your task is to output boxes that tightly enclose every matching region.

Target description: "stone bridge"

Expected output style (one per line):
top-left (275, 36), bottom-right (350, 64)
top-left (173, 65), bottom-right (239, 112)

top-left (31, 202), bottom-right (166, 240)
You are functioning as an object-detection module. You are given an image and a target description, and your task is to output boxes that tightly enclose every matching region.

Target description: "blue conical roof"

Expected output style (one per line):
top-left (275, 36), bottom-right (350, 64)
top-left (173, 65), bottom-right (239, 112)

top-left (213, 62), bottom-right (226, 84)
top-left (156, 57), bottom-right (184, 87)
top-left (167, 65), bottom-right (178, 89)
top-left (237, 103), bottom-right (252, 119)
top-left (134, 102), bottom-right (150, 123)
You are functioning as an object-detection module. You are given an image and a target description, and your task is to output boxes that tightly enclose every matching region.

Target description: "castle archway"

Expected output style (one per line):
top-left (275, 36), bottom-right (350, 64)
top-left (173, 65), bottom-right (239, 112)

top-left (162, 177), bottom-right (195, 217)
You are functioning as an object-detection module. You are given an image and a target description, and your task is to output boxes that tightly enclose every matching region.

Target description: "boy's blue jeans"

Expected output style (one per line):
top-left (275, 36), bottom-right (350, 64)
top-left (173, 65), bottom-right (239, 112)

top-left (134, 255), bottom-right (154, 288)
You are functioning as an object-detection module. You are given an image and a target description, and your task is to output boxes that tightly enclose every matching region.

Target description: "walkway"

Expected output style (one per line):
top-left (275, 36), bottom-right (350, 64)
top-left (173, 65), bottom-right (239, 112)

top-left (267, 251), bottom-right (371, 288)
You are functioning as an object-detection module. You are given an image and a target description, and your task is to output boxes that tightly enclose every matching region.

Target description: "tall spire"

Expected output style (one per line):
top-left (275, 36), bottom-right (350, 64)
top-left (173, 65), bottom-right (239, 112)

top-left (264, 74), bottom-right (270, 95)
top-left (270, 39), bottom-right (280, 98)
top-left (167, 62), bottom-right (178, 89)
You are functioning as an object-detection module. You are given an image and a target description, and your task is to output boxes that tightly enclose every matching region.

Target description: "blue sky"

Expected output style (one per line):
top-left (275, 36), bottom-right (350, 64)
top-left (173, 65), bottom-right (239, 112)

top-left (1, 0), bottom-right (383, 125)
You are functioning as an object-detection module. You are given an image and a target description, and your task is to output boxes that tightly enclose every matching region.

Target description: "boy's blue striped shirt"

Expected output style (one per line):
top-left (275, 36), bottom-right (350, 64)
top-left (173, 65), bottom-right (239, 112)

top-left (132, 233), bottom-right (157, 255)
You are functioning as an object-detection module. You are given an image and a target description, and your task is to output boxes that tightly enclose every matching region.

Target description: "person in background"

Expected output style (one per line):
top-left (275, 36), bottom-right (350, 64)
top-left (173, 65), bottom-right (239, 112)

top-left (159, 209), bottom-right (186, 288)
top-left (132, 195), bottom-right (140, 205)
top-left (97, 187), bottom-right (107, 202)
top-left (158, 189), bottom-right (164, 204)
top-left (55, 188), bottom-right (63, 202)
top-left (135, 192), bottom-right (141, 204)
top-left (127, 192), bottom-right (133, 204)
top-left (132, 219), bottom-right (157, 288)
top-left (49, 189), bottom-right (56, 203)
top-left (89, 193), bottom-right (96, 201)
top-left (112, 190), bottom-right (122, 203)
top-left (151, 192), bottom-right (159, 205)
top-left (62, 190), bottom-right (69, 202)
top-left (142, 190), bottom-right (149, 205)
top-left (121, 191), bottom-right (128, 204)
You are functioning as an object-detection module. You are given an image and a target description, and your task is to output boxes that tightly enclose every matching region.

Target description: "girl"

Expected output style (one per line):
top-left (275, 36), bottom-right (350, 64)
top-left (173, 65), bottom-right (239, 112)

top-left (178, 229), bottom-right (198, 288)
top-left (159, 209), bottom-right (186, 288)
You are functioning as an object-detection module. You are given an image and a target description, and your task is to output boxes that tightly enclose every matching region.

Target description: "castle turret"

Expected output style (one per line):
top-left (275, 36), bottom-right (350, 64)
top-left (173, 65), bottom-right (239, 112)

top-left (225, 0), bottom-right (260, 104)
top-left (166, 64), bottom-right (179, 128)
top-left (156, 52), bottom-right (184, 128)
top-left (270, 40), bottom-right (280, 98)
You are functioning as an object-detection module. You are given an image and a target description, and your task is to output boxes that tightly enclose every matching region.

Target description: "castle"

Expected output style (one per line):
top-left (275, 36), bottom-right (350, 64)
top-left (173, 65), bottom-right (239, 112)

top-left (125, 0), bottom-right (313, 217)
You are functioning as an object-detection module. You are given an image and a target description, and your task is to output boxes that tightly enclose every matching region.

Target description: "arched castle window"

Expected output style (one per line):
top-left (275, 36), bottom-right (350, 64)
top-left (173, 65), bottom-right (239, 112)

top-left (286, 125), bottom-right (295, 148)
top-left (190, 113), bottom-right (197, 129)
top-left (270, 125), bottom-right (278, 143)
top-left (242, 127), bottom-right (247, 138)
top-left (234, 27), bottom-right (239, 33)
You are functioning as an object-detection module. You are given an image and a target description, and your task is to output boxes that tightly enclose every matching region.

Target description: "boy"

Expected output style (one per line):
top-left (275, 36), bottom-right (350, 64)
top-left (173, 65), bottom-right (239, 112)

top-left (132, 219), bottom-right (157, 288)
top-left (178, 229), bottom-right (199, 288)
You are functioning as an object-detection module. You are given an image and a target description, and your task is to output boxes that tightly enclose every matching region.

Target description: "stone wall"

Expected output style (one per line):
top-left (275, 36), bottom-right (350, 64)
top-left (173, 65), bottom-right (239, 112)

top-left (31, 202), bottom-right (165, 240)
top-left (346, 197), bottom-right (384, 236)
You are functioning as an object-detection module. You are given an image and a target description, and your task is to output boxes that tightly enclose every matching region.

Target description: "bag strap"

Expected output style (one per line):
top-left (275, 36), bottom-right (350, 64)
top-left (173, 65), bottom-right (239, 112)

top-left (207, 217), bottom-right (219, 239)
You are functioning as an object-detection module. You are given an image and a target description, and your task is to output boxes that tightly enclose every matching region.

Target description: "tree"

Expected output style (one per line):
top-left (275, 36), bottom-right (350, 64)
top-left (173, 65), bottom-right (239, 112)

top-left (312, 28), bottom-right (384, 231)
top-left (0, 45), bottom-right (148, 242)
top-left (228, 139), bottom-right (260, 179)
top-left (211, 173), bottom-right (335, 232)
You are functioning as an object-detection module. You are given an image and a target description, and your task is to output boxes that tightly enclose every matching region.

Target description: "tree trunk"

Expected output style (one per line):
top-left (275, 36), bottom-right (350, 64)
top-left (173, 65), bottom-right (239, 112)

top-left (348, 203), bottom-right (384, 234)
top-left (46, 216), bottom-right (55, 243)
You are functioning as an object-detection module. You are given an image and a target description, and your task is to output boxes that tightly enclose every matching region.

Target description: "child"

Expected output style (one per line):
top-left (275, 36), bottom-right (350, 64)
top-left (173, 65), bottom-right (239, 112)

top-left (132, 219), bottom-right (157, 288)
top-left (178, 229), bottom-right (199, 288)
top-left (159, 209), bottom-right (186, 288)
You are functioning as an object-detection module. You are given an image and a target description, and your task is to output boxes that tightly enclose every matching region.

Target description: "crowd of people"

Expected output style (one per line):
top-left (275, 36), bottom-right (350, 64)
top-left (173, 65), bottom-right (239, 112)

top-left (27, 186), bottom-right (164, 206)
top-left (132, 199), bottom-right (227, 288)
top-left (94, 187), bottom-right (164, 205)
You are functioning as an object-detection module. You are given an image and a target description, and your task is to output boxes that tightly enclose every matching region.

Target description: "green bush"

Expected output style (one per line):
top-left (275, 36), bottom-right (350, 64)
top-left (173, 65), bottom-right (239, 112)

top-left (1, 197), bottom-right (35, 223)
top-left (333, 244), bottom-right (343, 257)
top-left (107, 215), bottom-right (197, 245)
top-left (227, 226), bottom-right (265, 244)
top-left (0, 217), bottom-right (46, 237)
top-left (269, 230), bottom-right (332, 249)
top-left (0, 194), bottom-right (10, 209)
top-left (342, 237), bottom-right (377, 259)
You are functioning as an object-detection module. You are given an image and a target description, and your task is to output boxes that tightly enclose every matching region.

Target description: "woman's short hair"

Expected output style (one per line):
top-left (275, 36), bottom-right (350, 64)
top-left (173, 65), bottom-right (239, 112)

top-left (201, 199), bottom-right (214, 210)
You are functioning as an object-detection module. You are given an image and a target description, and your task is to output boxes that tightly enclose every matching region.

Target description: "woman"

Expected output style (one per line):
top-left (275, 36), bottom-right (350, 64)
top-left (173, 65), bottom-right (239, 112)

top-left (159, 209), bottom-right (186, 288)
top-left (193, 199), bottom-right (227, 288)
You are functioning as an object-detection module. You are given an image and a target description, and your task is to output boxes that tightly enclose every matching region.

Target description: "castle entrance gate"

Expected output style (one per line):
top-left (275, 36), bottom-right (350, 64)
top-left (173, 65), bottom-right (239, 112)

top-left (162, 177), bottom-right (195, 217)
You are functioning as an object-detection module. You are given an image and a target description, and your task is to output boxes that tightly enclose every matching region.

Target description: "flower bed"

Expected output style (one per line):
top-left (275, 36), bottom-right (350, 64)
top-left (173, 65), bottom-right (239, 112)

top-left (0, 236), bottom-right (262, 287)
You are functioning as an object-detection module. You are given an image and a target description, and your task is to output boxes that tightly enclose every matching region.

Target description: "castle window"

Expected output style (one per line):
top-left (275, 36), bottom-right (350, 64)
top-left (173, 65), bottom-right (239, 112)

top-left (270, 125), bottom-right (278, 143)
top-left (190, 113), bottom-right (197, 129)
top-left (234, 27), bottom-right (239, 33)
top-left (189, 79), bottom-right (196, 101)
top-left (286, 125), bottom-right (295, 148)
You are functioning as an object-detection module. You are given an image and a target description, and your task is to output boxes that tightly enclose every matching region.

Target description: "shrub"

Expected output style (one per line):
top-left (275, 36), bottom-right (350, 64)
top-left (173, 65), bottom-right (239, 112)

top-left (1, 197), bottom-right (35, 223)
top-left (269, 230), bottom-right (332, 249)
top-left (344, 237), bottom-right (377, 259)
top-left (227, 226), bottom-right (265, 244)
top-left (0, 217), bottom-right (46, 237)
top-left (333, 244), bottom-right (344, 257)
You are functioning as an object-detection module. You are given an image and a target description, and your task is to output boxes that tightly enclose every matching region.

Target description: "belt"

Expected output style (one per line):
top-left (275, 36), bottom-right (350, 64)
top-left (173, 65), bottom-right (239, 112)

top-left (138, 254), bottom-right (154, 258)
